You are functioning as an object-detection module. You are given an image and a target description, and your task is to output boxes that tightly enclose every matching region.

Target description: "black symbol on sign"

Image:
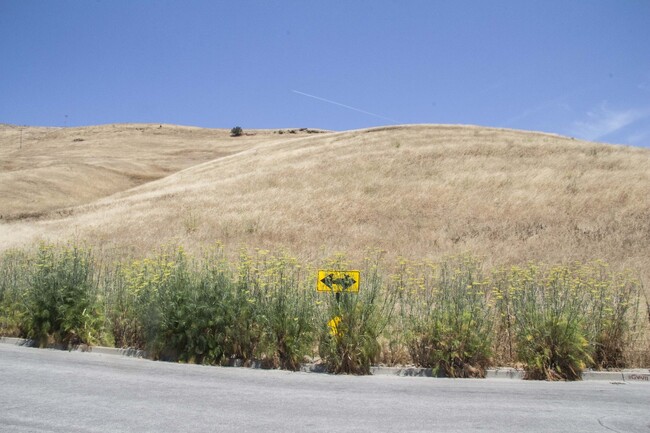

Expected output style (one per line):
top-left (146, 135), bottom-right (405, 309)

top-left (320, 273), bottom-right (357, 291)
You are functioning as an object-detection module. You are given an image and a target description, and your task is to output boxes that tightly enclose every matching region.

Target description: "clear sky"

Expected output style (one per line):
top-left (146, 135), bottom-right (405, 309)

top-left (1, 1), bottom-right (649, 147)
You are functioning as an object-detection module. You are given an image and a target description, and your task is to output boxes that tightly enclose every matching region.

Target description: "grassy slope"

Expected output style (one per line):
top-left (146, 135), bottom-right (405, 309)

top-left (1, 123), bottom-right (649, 288)
top-left (0, 123), bottom-right (304, 220)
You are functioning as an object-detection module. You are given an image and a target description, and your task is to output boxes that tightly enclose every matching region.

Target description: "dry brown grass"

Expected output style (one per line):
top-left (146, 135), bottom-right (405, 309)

top-left (1, 123), bottom-right (649, 294)
top-left (0, 123), bottom-right (297, 220)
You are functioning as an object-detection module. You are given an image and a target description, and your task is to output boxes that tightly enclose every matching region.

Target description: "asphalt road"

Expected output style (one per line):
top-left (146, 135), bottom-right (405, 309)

top-left (1, 344), bottom-right (648, 433)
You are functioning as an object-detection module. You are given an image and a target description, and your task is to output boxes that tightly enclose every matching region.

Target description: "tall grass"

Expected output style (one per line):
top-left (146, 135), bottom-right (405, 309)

top-left (581, 262), bottom-right (642, 368)
top-left (492, 262), bottom-right (643, 380)
top-left (493, 265), bottom-right (593, 380)
top-left (0, 243), bottom-right (646, 378)
top-left (103, 245), bottom-right (317, 369)
top-left (0, 249), bottom-right (29, 337)
top-left (21, 243), bottom-right (108, 348)
top-left (399, 256), bottom-right (493, 377)
top-left (237, 249), bottom-right (317, 370)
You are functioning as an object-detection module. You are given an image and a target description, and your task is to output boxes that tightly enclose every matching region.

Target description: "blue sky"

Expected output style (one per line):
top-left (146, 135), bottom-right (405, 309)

top-left (1, 1), bottom-right (649, 147)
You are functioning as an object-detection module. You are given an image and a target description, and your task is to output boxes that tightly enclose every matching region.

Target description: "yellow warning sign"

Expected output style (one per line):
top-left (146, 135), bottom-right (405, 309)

top-left (317, 270), bottom-right (360, 292)
top-left (328, 316), bottom-right (343, 336)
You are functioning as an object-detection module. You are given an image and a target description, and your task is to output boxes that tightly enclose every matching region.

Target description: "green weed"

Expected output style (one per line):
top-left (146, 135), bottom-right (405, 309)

top-left (0, 249), bottom-right (29, 337)
top-left (0, 243), bottom-right (646, 377)
top-left (21, 243), bottom-right (107, 348)
top-left (400, 256), bottom-right (492, 377)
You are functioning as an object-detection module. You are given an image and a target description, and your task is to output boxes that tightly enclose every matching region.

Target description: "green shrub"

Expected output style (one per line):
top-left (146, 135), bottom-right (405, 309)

top-left (113, 246), bottom-right (235, 363)
top-left (154, 248), bottom-right (235, 364)
top-left (22, 243), bottom-right (106, 348)
top-left (493, 262), bottom-right (644, 379)
top-left (401, 256), bottom-right (492, 377)
top-left (102, 263), bottom-right (139, 349)
top-left (114, 249), bottom-right (177, 352)
top-left (495, 265), bottom-right (593, 380)
top-left (239, 250), bottom-right (317, 370)
top-left (230, 126), bottom-right (243, 137)
top-left (580, 262), bottom-right (642, 369)
top-left (0, 250), bottom-right (29, 337)
top-left (1, 241), bottom-right (645, 375)
top-left (108, 246), bottom-right (319, 368)
top-left (517, 316), bottom-right (591, 380)
top-left (149, 248), bottom-right (199, 361)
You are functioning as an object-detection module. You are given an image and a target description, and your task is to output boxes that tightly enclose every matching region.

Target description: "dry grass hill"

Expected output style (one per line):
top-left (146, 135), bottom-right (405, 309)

top-left (1, 123), bottom-right (649, 293)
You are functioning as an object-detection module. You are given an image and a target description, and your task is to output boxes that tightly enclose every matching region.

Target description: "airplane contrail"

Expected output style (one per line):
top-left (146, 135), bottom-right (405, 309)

top-left (291, 89), bottom-right (399, 123)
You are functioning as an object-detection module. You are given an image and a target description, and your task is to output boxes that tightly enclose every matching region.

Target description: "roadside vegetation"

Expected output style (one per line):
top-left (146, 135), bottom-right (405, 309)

top-left (1, 242), bottom-right (647, 380)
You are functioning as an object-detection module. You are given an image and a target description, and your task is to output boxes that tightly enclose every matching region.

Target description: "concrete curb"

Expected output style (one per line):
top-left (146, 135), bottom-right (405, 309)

top-left (0, 337), bottom-right (32, 346)
top-left (90, 346), bottom-right (147, 358)
top-left (622, 371), bottom-right (650, 382)
top-left (0, 336), bottom-right (146, 358)
top-left (370, 366), bottom-right (435, 377)
top-left (486, 367), bottom-right (525, 380)
top-left (2, 337), bottom-right (648, 381)
top-left (582, 371), bottom-right (624, 381)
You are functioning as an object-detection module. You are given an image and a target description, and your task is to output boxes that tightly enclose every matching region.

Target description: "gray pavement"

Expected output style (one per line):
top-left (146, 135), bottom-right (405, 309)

top-left (1, 344), bottom-right (649, 432)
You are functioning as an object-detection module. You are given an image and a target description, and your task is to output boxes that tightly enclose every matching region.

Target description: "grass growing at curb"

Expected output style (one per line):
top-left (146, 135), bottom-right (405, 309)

top-left (104, 245), bottom-right (317, 369)
top-left (237, 249), bottom-right (317, 370)
top-left (492, 262), bottom-right (644, 380)
top-left (0, 249), bottom-right (29, 337)
top-left (0, 242), bottom-right (647, 379)
top-left (398, 256), bottom-right (492, 378)
top-left (16, 243), bottom-right (108, 348)
top-left (494, 265), bottom-right (593, 380)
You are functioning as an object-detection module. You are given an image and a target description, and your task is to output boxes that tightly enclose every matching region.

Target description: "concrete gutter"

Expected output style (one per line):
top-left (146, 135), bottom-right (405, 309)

top-left (0, 337), bottom-right (147, 358)
top-left (486, 367), bottom-right (526, 379)
top-left (0, 337), bottom-right (30, 346)
top-left (2, 337), bottom-right (648, 382)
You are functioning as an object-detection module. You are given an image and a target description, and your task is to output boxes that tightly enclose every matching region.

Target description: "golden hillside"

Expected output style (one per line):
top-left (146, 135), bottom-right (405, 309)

top-left (1, 123), bottom-right (649, 286)
top-left (0, 123), bottom-right (305, 220)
